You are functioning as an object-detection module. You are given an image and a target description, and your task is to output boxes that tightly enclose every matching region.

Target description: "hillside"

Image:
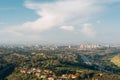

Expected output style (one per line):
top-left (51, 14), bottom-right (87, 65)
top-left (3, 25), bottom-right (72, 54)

top-left (111, 54), bottom-right (120, 67)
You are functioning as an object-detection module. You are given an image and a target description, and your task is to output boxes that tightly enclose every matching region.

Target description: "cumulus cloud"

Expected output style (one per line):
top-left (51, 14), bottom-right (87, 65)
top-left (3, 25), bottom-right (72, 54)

top-left (22, 0), bottom-right (101, 33)
top-left (60, 26), bottom-right (74, 31)
top-left (81, 23), bottom-right (96, 37)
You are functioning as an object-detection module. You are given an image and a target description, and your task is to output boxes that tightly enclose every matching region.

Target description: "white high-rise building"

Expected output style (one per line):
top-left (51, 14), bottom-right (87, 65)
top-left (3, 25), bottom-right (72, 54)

top-left (68, 45), bottom-right (71, 49)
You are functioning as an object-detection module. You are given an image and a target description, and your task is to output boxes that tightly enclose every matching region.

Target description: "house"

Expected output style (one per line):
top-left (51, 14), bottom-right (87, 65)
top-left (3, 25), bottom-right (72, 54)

top-left (36, 72), bottom-right (41, 77)
top-left (27, 70), bottom-right (32, 74)
top-left (36, 69), bottom-right (41, 73)
top-left (40, 75), bottom-right (48, 78)
top-left (61, 74), bottom-right (68, 78)
top-left (44, 70), bottom-right (52, 74)
top-left (71, 74), bottom-right (77, 79)
top-left (20, 69), bottom-right (27, 73)
top-left (31, 68), bottom-right (36, 71)
top-left (48, 77), bottom-right (55, 80)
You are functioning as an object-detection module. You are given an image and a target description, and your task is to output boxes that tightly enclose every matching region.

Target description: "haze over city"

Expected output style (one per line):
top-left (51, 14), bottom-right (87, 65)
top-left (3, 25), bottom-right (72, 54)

top-left (0, 0), bottom-right (120, 44)
top-left (1, 1), bottom-right (120, 79)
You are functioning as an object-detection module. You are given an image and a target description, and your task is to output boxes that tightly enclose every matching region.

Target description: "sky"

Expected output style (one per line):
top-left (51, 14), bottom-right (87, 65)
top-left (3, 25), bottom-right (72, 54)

top-left (0, 0), bottom-right (120, 44)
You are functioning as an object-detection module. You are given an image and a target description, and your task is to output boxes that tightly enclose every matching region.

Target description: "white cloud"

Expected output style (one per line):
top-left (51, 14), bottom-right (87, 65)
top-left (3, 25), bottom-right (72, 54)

top-left (0, 0), bottom-right (119, 42)
top-left (20, 0), bottom-right (102, 33)
top-left (60, 26), bottom-right (74, 31)
top-left (81, 23), bottom-right (96, 37)
top-left (1, 0), bottom-right (102, 34)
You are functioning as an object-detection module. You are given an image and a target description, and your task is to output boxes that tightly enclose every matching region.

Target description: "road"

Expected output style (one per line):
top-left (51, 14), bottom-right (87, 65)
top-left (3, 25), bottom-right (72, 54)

top-left (78, 53), bottom-right (120, 74)
top-left (79, 53), bottom-right (92, 65)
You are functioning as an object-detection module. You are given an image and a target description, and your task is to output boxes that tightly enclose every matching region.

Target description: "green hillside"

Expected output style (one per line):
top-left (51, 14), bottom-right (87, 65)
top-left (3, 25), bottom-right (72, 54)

top-left (111, 54), bottom-right (120, 67)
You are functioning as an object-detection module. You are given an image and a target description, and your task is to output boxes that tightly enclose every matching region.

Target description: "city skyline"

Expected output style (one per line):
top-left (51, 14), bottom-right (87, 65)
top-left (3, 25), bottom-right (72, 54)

top-left (0, 0), bottom-right (120, 44)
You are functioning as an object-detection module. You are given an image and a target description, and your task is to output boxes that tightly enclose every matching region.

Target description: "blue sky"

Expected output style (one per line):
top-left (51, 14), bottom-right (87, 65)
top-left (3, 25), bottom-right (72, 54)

top-left (0, 0), bottom-right (120, 44)
top-left (0, 0), bottom-right (38, 28)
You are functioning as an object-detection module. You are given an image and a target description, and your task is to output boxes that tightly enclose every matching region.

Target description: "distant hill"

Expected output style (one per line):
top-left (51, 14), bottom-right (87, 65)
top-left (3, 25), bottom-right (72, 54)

top-left (111, 54), bottom-right (120, 67)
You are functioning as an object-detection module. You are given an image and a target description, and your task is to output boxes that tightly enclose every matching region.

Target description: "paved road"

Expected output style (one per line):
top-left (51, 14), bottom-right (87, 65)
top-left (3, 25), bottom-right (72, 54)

top-left (78, 53), bottom-right (120, 74)
top-left (79, 53), bottom-right (92, 65)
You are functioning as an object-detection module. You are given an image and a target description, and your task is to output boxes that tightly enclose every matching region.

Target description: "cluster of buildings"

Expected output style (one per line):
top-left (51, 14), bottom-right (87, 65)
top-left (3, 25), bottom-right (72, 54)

top-left (79, 44), bottom-right (102, 50)
top-left (60, 44), bottom-right (110, 50)
top-left (20, 68), bottom-right (78, 80)
top-left (20, 68), bottom-right (54, 80)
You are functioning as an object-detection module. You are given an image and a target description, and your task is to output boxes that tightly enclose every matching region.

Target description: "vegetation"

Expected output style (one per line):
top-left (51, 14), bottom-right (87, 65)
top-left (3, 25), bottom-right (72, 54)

top-left (0, 45), bottom-right (120, 80)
